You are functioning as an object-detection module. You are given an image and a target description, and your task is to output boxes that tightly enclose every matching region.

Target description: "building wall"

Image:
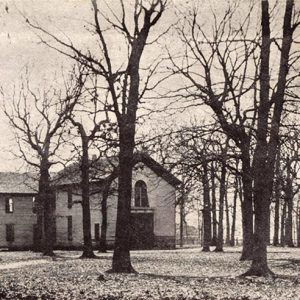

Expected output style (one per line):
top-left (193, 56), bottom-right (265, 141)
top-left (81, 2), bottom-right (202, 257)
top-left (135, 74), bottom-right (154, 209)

top-left (0, 194), bottom-right (36, 249)
top-left (55, 163), bottom-right (176, 249)
top-left (0, 163), bottom-right (177, 250)
top-left (132, 163), bottom-right (176, 248)
top-left (55, 186), bottom-right (102, 249)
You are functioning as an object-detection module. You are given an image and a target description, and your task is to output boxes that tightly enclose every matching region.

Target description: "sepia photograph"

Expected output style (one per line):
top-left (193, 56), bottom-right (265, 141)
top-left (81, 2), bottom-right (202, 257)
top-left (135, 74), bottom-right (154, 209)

top-left (0, 0), bottom-right (299, 299)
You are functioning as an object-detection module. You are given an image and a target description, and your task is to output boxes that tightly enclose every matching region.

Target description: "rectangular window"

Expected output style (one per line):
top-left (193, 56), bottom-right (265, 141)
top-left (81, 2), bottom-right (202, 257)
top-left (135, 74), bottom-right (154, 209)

top-left (67, 188), bottom-right (72, 209)
top-left (95, 223), bottom-right (100, 241)
top-left (32, 197), bottom-right (36, 214)
top-left (67, 216), bottom-right (72, 241)
top-left (6, 224), bottom-right (14, 242)
top-left (5, 198), bottom-right (14, 213)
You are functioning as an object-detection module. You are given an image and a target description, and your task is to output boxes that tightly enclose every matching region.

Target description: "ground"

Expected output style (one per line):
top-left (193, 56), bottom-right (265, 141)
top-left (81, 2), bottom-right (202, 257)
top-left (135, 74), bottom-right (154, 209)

top-left (0, 246), bottom-right (299, 299)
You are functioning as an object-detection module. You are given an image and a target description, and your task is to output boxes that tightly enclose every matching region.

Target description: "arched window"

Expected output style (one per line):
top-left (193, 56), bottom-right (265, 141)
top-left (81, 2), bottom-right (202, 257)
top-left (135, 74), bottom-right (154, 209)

top-left (134, 180), bottom-right (149, 207)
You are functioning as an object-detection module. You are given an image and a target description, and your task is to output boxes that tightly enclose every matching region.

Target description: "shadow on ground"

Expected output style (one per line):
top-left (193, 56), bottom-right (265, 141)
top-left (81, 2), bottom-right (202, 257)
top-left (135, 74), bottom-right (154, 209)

top-left (139, 271), bottom-right (300, 285)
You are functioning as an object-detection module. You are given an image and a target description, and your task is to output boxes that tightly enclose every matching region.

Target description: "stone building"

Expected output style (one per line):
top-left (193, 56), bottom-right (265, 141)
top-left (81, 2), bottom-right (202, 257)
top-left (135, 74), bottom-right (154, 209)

top-left (0, 153), bottom-right (180, 250)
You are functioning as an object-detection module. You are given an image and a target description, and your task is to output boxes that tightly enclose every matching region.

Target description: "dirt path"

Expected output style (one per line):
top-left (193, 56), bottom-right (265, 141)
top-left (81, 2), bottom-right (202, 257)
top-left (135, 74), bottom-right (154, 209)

top-left (0, 259), bottom-right (50, 270)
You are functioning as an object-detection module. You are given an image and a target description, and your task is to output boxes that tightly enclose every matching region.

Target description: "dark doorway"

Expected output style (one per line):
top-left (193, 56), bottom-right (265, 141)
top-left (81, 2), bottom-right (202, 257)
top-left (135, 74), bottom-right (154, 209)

top-left (130, 213), bottom-right (154, 249)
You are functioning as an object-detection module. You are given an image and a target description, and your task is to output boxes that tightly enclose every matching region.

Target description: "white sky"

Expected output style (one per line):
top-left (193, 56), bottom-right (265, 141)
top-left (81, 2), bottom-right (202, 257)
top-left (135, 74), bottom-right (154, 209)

top-left (0, 0), bottom-right (208, 171)
top-left (0, 0), bottom-right (294, 172)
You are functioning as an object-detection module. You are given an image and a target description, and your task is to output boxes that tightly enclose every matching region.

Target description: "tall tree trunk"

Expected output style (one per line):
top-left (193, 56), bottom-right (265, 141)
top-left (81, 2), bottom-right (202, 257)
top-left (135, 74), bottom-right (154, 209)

top-left (33, 194), bottom-right (44, 252)
top-left (215, 163), bottom-right (226, 252)
top-left (40, 158), bottom-right (55, 257)
top-left (179, 190), bottom-right (185, 247)
top-left (224, 179), bottom-right (230, 245)
top-left (284, 157), bottom-right (294, 247)
top-left (243, 0), bottom-right (294, 277)
top-left (280, 200), bottom-right (287, 246)
top-left (243, 0), bottom-right (272, 276)
top-left (267, 209), bottom-right (271, 245)
top-left (111, 125), bottom-right (136, 273)
top-left (230, 176), bottom-right (238, 246)
top-left (99, 183), bottom-right (109, 253)
top-left (80, 136), bottom-right (95, 258)
top-left (99, 171), bottom-right (117, 253)
top-left (240, 146), bottom-right (254, 261)
top-left (211, 163), bottom-right (218, 246)
top-left (297, 201), bottom-right (300, 247)
top-left (197, 199), bottom-right (202, 245)
top-left (202, 162), bottom-right (211, 252)
top-left (273, 150), bottom-right (281, 246)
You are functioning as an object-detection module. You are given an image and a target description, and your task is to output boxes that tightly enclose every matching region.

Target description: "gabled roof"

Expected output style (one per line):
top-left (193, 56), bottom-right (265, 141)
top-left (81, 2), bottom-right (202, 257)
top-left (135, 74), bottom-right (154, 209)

top-left (0, 172), bottom-right (37, 194)
top-left (134, 152), bottom-right (181, 187)
top-left (55, 152), bottom-right (181, 188)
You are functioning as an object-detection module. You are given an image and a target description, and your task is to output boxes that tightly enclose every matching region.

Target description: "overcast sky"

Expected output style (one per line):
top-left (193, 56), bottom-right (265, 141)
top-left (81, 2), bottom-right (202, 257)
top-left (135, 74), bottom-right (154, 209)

top-left (0, 0), bottom-right (204, 171)
top-left (0, 0), bottom-right (291, 172)
top-left (0, 1), bottom-right (91, 170)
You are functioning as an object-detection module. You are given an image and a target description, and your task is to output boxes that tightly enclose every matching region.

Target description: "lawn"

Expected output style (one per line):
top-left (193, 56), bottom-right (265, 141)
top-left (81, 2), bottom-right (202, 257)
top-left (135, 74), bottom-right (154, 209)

top-left (0, 246), bottom-right (299, 299)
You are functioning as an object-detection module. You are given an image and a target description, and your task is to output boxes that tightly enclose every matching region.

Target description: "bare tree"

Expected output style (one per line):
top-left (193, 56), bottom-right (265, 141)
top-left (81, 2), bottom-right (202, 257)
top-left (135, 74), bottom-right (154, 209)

top-left (171, 0), bottom-right (300, 275)
top-left (2, 68), bottom-right (85, 256)
top-left (28, 0), bottom-right (168, 272)
top-left (276, 127), bottom-right (300, 247)
top-left (169, 1), bottom-right (258, 261)
top-left (66, 102), bottom-right (111, 257)
top-left (244, 0), bottom-right (299, 276)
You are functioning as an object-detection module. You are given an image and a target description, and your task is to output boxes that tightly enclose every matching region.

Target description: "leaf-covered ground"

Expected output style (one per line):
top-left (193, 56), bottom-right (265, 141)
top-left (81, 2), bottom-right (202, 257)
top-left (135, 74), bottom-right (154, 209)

top-left (0, 246), bottom-right (299, 299)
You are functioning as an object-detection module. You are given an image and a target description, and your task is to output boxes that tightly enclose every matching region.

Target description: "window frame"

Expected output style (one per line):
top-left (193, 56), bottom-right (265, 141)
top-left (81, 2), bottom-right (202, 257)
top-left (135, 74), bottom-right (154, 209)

top-left (5, 198), bottom-right (14, 213)
top-left (32, 196), bottom-right (36, 214)
top-left (6, 224), bottom-right (14, 242)
top-left (67, 216), bottom-right (73, 241)
top-left (134, 180), bottom-right (149, 207)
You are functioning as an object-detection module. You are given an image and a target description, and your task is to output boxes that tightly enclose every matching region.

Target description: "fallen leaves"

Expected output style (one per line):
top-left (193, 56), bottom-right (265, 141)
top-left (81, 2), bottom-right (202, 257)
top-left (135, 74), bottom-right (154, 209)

top-left (0, 247), bottom-right (298, 299)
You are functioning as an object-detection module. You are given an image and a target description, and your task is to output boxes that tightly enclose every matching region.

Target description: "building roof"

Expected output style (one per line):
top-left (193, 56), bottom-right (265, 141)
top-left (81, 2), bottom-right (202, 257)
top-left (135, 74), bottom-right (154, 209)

top-left (55, 152), bottom-right (181, 188)
top-left (134, 152), bottom-right (181, 187)
top-left (0, 172), bottom-right (38, 194)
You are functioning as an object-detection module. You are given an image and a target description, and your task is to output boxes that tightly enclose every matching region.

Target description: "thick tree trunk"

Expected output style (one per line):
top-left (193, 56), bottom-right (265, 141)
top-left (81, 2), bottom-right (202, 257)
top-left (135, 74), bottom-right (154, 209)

top-left (243, 0), bottom-right (295, 276)
top-left (240, 147), bottom-right (254, 261)
top-left (202, 162), bottom-right (211, 252)
top-left (80, 137), bottom-right (96, 259)
top-left (211, 164), bottom-right (218, 246)
top-left (215, 163), bottom-right (226, 252)
top-left (33, 194), bottom-right (44, 252)
top-left (285, 196), bottom-right (294, 247)
top-left (111, 125), bottom-right (136, 273)
top-left (280, 200), bottom-right (287, 246)
top-left (243, 186), bottom-right (273, 276)
top-left (230, 176), bottom-right (238, 246)
top-left (242, 0), bottom-right (272, 276)
top-left (43, 189), bottom-right (56, 256)
top-left (40, 159), bottom-right (55, 257)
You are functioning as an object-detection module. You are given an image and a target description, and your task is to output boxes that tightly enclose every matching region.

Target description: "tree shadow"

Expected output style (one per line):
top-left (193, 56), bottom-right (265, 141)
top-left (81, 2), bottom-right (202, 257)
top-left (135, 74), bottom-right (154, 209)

top-left (269, 258), bottom-right (300, 270)
top-left (139, 272), bottom-right (235, 283)
top-left (139, 271), bottom-right (300, 284)
top-left (51, 254), bottom-right (112, 261)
